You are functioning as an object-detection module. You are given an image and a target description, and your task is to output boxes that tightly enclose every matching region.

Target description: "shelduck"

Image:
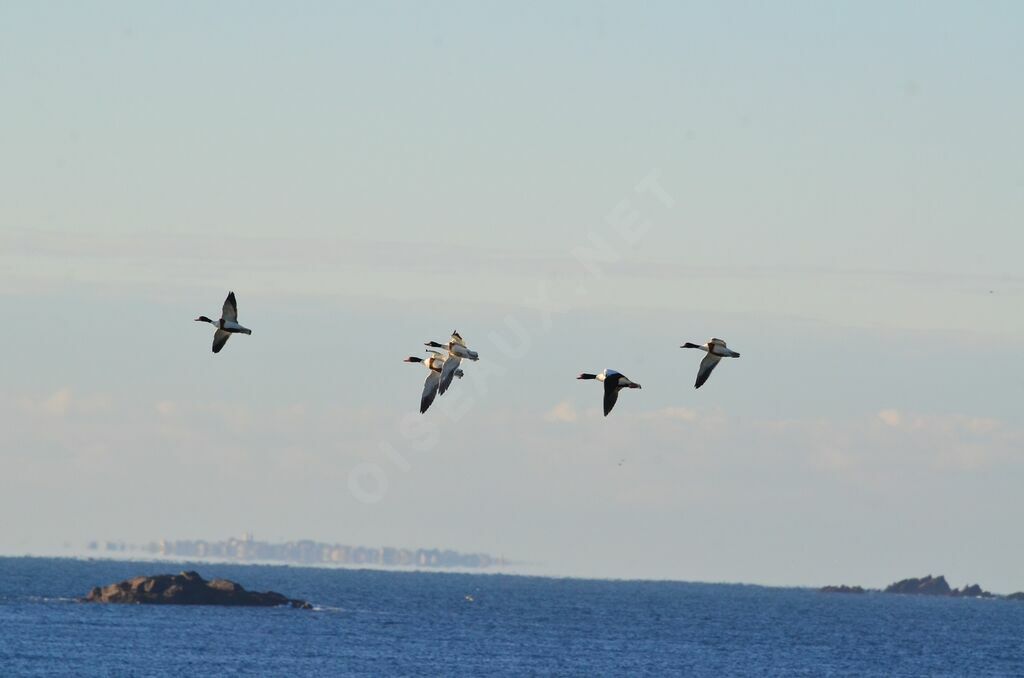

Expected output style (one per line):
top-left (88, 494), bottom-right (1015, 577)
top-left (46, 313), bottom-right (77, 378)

top-left (194, 291), bottom-right (252, 354)
top-left (680, 338), bottom-right (740, 389)
top-left (576, 369), bottom-right (642, 416)
top-left (425, 330), bottom-right (480, 395)
top-left (405, 350), bottom-right (464, 413)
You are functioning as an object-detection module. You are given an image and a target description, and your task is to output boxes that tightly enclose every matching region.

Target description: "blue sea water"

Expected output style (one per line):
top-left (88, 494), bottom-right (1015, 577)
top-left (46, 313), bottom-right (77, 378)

top-left (1, 557), bottom-right (1022, 676)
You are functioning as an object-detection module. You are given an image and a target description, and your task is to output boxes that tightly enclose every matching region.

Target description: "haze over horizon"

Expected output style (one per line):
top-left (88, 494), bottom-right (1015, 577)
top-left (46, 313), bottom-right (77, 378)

top-left (2, 2), bottom-right (1022, 591)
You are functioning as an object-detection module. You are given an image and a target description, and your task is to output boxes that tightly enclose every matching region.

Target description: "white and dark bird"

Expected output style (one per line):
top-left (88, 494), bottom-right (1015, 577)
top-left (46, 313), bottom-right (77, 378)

top-left (404, 350), bottom-right (464, 413)
top-left (576, 369), bottom-right (642, 416)
top-left (424, 330), bottom-right (480, 395)
top-left (681, 338), bottom-right (740, 389)
top-left (194, 291), bottom-right (252, 354)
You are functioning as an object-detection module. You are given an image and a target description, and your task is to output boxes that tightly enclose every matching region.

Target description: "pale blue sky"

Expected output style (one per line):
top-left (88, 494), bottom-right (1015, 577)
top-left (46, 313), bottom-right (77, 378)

top-left (1, 2), bottom-right (1023, 590)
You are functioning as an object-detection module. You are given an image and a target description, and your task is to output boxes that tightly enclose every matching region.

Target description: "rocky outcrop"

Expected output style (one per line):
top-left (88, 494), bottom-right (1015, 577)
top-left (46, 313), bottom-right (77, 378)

top-left (820, 585), bottom-right (866, 594)
top-left (822, 575), bottom-right (1012, 599)
top-left (84, 571), bottom-right (312, 609)
top-left (884, 575), bottom-right (952, 596)
top-left (951, 584), bottom-right (994, 598)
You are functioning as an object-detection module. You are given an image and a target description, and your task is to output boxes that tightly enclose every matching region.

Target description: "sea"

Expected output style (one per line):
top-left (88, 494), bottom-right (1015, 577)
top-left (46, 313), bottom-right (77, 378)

top-left (1, 556), bottom-right (1022, 677)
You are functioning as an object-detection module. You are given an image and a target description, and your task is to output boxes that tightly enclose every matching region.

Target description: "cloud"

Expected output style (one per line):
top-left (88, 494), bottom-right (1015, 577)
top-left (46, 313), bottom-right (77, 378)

top-left (875, 408), bottom-right (1004, 439)
top-left (811, 446), bottom-right (857, 472)
top-left (15, 387), bottom-right (111, 418)
top-left (43, 387), bottom-right (73, 416)
top-left (792, 409), bottom-right (1024, 475)
top-left (543, 401), bottom-right (578, 423)
top-left (640, 406), bottom-right (698, 422)
top-left (155, 400), bottom-right (177, 417)
top-left (878, 409), bottom-right (902, 427)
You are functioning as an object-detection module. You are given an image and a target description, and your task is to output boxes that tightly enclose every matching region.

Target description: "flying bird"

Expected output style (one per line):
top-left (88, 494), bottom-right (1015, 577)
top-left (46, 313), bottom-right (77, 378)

top-left (194, 291), bottom-right (252, 353)
top-left (577, 369), bottom-right (642, 416)
top-left (425, 330), bottom-right (480, 395)
top-left (405, 350), bottom-right (464, 413)
top-left (681, 338), bottom-right (740, 388)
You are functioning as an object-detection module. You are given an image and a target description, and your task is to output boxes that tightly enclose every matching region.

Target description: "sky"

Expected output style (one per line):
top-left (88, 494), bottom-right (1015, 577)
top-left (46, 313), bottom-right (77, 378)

top-left (1, 1), bottom-right (1023, 591)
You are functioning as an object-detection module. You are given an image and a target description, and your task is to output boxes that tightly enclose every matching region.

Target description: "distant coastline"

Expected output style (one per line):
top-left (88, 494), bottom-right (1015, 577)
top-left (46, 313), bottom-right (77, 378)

top-left (83, 534), bottom-right (509, 570)
top-left (2, 554), bottom-right (1023, 597)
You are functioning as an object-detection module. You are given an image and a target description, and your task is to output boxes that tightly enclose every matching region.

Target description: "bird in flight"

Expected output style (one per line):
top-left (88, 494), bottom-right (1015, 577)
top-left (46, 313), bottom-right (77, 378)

top-left (425, 330), bottom-right (480, 395)
top-left (404, 350), bottom-right (463, 413)
top-left (577, 369), bottom-right (642, 416)
top-left (680, 338), bottom-right (740, 388)
top-left (194, 291), bottom-right (252, 353)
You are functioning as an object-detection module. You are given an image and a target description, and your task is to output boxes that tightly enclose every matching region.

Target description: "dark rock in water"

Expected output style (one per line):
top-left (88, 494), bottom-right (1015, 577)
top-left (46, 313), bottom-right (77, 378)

top-left (820, 585), bottom-right (867, 594)
top-left (884, 575), bottom-right (952, 596)
top-left (826, 575), bottom-right (1001, 599)
top-left (1006, 592), bottom-right (1024, 601)
top-left (951, 584), bottom-right (994, 598)
top-left (84, 571), bottom-right (312, 609)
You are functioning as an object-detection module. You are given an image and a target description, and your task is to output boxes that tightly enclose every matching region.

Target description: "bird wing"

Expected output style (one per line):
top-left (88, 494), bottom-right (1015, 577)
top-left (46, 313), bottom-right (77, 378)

top-left (452, 344), bottom-right (479, 361)
top-left (694, 353), bottom-right (721, 388)
top-left (602, 379), bottom-right (620, 416)
top-left (212, 329), bottom-right (231, 354)
top-left (438, 356), bottom-right (462, 395)
top-left (420, 370), bottom-right (441, 413)
top-left (222, 292), bottom-right (238, 322)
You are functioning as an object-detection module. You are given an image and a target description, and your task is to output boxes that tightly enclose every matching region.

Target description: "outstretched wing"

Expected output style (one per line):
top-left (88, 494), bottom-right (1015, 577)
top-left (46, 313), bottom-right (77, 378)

top-left (212, 329), bottom-right (231, 354)
top-left (602, 379), bottom-right (620, 417)
top-left (222, 292), bottom-right (238, 322)
top-left (695, 353), bottom-right (721, 388)
top-left (421, 370), bottom-right (441, 413)
top-left (438, 356), bottom-right (462, 395)
top-left (451, 344), bottom-right (479, 361)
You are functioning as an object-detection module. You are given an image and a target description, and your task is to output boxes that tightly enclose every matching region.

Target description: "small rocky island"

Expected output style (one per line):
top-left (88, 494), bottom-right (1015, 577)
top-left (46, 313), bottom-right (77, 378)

top-left (820, 574), bottom-right (1003, 599)
top-left (84, 571), bottom-right (312, 609)
top-left (819, 585), bottom-right (866, 594)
